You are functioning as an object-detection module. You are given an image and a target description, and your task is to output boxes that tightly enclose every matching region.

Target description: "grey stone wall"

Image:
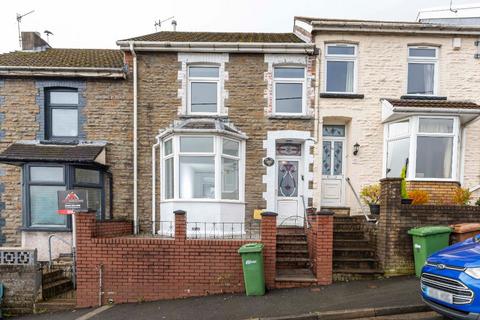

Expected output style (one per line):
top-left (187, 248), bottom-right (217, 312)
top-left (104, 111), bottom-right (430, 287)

top-left (0, 80), bottom-right (5, 245)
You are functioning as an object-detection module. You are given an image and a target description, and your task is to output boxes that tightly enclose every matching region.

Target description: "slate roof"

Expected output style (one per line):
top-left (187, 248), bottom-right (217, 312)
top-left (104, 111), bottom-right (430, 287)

top-left (0, 143), bottom-right (105, 165)
top-left (384, 98), bottom-right (480, 109)
top-left (121, 31), bottom-right (304, 43)
top-left (0, 49), bottom-right (124, 69)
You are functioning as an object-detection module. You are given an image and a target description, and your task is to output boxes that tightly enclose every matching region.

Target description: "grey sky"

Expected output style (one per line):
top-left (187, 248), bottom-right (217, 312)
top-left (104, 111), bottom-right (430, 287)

top-left (1, 0), bottom-right (478, 53)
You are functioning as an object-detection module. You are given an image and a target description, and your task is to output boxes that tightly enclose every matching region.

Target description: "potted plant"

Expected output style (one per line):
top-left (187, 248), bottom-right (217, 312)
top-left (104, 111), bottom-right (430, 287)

top-left (408, 189), bottom-right (429, 205)
top-left (400, 165), bottom-right (413, 204)
top-left (360, 184), bottom-right (381, 215)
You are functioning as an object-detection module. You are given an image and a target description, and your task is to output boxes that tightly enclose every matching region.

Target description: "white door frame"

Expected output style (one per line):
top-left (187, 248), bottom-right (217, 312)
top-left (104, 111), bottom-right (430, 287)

top-left (321, 130), bottom-right (347, 207)
top-left (262, 131), bottom-right (314, 220)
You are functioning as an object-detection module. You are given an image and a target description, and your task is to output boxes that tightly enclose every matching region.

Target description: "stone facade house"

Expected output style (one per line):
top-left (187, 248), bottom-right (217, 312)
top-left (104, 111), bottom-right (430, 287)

top-left (294, 18), bottom-right (480, 215)
top-left (0, 33), bottom-right (132, 260)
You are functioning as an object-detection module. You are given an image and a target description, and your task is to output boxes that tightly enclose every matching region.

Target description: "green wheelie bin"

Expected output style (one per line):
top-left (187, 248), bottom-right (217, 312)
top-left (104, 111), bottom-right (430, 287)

top-left (408, 226), bottom-right (452, 277)
top-left (238, 243), bottom-right (265, 296)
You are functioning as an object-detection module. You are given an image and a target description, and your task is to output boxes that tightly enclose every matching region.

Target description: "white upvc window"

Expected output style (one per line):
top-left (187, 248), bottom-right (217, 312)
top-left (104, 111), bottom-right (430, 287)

top-left (273, 66), bottom-right (306, 115)
top-left (384, 116), bottom-right (460, 181)
top-left (161, 135), bottom-right (244, 202)
top-left (187, 65), bottom-right (220, 114)
top-left (407, 46), bottom-right (438, 96)
top-left (325, 43), bottom-right (357, 93)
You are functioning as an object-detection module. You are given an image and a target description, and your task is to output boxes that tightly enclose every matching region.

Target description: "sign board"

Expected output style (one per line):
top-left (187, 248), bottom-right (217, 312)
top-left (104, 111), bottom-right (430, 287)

top-left (253, 209), bottom-right (264, 220)
top-left (57, 190), bottom-right (88, 215)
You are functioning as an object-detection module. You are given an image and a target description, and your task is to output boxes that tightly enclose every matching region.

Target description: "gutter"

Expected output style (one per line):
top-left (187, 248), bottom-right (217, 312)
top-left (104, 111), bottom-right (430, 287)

top-left (311, 25), bottom-right (480, 36)
top-left (0, 66), bottom-right (126, 79)
top-left (130, 42), bottom-right (139, 235)
top-left (116, 41), bottom-right (315, 54)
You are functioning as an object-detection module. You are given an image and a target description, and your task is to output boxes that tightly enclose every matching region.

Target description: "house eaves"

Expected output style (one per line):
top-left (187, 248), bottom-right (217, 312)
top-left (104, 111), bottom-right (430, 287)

top-left (0, 66), bottom-right (127, 79)
top-left (296, 17), bottom-right (480, 36)
top-left (116, 41), bottom-right (315, 54)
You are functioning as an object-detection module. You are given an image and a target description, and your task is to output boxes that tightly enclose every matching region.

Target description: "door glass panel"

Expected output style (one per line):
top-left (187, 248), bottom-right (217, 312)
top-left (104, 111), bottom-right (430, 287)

top-left (276, 143), bottom-right (302, 156)
top-left (323, 125), bottom-right (345, 137)
top-left (333, 141), bottom-right (343, 175)
top-left (278, 161), bottom-right (298, 197)
top-left (322, 141), bottom-right (332, 175)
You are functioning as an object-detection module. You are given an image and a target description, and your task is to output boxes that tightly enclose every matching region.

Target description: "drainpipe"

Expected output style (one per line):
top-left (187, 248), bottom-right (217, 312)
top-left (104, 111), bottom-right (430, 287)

top-left (130, 42), bottom-right (139, 234)
top-left (152, 134), bottom-right (161, 235)
top-left (314, 52), bottom-right (321, 209)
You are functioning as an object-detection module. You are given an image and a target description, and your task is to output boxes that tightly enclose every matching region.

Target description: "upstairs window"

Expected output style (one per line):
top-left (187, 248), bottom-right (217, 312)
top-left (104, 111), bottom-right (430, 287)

top-left (325, 44), bottom-right (357, 93)
top-left (46, 89), bottom-right (79, 139)
top-left (407, 47), bottom-right (438, 96)
top-left (188, 66), bottom-right (220, 114)
top-left (273, 66), bottom-right (305, 114)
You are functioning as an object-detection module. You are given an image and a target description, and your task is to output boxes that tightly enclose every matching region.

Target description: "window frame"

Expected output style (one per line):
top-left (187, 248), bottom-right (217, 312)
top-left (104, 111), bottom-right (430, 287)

top-left (161, 135), bottom-right (245, 203)
top-left (187, 64), bottom-right (221, 115)
top-left (406, 46), bottom-right (439, 96)
top-left (45, 88), bottom-right (80, 140)
top-left (23, 163), bottom-right (107, 231)
top-left (324, 43), bottom-right (358, 94)
top-left (272, 65), bottom-right (306, 115)
top-left (383, 116), bottom-right (460, 181)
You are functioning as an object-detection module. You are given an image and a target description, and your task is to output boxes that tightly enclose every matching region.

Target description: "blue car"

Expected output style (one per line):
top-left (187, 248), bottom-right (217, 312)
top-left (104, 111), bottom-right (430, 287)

top-left (421, 236), bottom-right (480, 319)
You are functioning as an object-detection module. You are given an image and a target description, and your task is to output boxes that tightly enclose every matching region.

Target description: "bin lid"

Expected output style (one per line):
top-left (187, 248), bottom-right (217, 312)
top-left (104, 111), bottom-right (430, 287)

top-left (238, 243), bottom-right (264, 253)
top-left (408, 226), bottom-right (452, 236)
top-left (450, 223), bottom-right (480, 234)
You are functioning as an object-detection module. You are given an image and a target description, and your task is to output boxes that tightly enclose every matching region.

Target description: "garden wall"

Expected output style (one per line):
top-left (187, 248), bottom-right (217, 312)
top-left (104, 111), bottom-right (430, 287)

top-left (378, 178), bottom-right (480, 276)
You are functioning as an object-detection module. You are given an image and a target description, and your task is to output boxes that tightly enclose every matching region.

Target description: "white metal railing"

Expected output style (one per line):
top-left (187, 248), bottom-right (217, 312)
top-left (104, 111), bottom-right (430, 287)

top-left (345, 177), bottom-right (377, 224)
top-left (186, 222), bottom-right (260, 240)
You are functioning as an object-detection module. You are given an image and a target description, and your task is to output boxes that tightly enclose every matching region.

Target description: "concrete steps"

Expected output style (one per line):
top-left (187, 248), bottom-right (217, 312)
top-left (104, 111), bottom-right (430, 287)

top-left (275, 227), bottom-right (316, 288)
top-left (333, 216), bottom-right (382, 281)
top-left (38, 258), bottom-right (76, 312)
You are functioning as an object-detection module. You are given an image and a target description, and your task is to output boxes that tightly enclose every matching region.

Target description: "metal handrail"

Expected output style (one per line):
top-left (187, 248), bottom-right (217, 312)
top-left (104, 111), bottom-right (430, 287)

top-left (345, 177), bottom-right (377, 224)
top-left (48, 234), bottom-right (76, 289)
top-left (300, 195), bottom-right (310, 228)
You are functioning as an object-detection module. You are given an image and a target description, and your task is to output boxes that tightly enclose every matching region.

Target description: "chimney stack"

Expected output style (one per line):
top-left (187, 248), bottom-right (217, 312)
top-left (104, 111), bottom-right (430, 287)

top-left (21, 32), bottom-right (51, 51)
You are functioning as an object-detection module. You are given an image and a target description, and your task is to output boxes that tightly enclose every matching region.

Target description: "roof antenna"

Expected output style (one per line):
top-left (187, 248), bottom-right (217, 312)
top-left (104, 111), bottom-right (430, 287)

top-left (450, 0), bottom-right (458, 13)
top-left (44, 30), bottom-right (53, 43)
top-left (154, 16), bottom-right (175, 32)
top-left (16, 10), bottom-right (35, 48)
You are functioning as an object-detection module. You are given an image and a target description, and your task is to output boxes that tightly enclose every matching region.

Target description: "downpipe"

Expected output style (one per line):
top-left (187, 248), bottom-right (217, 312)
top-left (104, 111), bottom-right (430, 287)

top-left (130, 42), bottom-right (139, 234)
top-left (152, 134), bottom-right (161, 235)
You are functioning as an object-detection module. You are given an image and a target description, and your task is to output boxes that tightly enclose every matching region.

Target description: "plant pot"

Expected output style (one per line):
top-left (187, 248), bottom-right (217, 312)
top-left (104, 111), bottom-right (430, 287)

top-left (369, 204), bottom-right (380, 215)
top-left (401, 198), bottom-right (413, 205)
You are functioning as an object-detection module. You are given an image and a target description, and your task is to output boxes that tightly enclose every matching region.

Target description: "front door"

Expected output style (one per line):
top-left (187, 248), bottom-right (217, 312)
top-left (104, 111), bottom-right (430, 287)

top-left (275, 143), bottom-right (304, 226)
top-left (321, 125), bottom-right (346, 206)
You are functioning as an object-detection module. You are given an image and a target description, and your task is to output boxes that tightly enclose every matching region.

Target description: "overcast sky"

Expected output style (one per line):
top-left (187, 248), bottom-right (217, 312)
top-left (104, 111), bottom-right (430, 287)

top-left (0, 0), bottom-right (478, 53)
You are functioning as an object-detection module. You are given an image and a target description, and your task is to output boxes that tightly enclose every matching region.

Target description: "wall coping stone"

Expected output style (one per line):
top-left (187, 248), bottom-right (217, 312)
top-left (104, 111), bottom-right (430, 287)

top-left (173, 210), bottom-right (186, 215)
top-left (261, 211), bottom-right (278, 216)
top-left (316, 209), bottom-right (335, 216)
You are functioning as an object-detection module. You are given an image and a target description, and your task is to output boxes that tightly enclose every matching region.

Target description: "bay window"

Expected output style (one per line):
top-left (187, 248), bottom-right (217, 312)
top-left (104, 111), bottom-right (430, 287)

top-left (273, 66), bottom-right (306, 114)
top-left (24, 164), bottom-right (107, 230)
top-left (407, 47), bottom-right (438, 96)
top-left (162, 135), bottom-right (243, 201)
top-left (385, 116), bottom-right (459, 180)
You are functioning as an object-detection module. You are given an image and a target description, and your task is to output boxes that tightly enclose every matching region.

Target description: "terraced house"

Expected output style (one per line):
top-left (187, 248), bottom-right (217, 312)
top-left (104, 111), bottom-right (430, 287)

top-left (2, 16), bottom-right (480, 312)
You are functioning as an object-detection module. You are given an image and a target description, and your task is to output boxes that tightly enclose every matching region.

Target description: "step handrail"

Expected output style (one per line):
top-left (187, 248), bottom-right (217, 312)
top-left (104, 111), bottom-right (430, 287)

top-left (48, 234), bottom-right (76, 289)
top-left (345, 177), bottom-right (377, 224)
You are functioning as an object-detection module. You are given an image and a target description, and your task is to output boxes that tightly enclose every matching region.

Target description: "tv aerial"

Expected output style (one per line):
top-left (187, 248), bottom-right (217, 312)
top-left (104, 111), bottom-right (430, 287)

top-left (44, 30), bottom-right (54, 43)
top-left (154, 16), bottom-right (176, 31)
top-left (16, 10), bottom-right (35, 48)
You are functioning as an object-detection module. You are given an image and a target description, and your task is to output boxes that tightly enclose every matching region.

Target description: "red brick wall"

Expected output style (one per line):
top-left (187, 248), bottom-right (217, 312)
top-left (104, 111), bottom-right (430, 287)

top-left (76, 212), bottom-right (278, 307)
top-left (94, 220), bottom-right (133, 238)
top-left (307, 211), bottom-right (334, 285)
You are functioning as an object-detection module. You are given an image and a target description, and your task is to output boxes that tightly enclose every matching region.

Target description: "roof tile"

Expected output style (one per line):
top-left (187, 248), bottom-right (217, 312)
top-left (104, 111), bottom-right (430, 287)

top-left (384, 98), bottom-right (480, 109)
top-left (0, 49), bottom-right (124, 68)
top-left (121, 31), bottom-right (304, 43)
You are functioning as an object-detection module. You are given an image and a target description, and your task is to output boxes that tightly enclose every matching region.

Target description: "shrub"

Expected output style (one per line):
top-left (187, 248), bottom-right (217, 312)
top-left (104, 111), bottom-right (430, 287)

top-left (360, 184), bottom-right (381, 205)
top-left (476, 198), bottom-right (480, 206)
top-left (408, 189), bottom-right (429, 205)
top-left (453, 187), bottom-right (472, 205)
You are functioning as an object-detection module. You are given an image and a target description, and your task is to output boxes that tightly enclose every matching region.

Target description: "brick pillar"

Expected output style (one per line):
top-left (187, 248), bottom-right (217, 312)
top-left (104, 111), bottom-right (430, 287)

top-left (378, 178), bottom-right (402, 275)
top-left (314, 209), bottom-right (334, 285)
top-left (174, 210), bottom-right (186, 243)
top-left (261, 211), bottom-right (277, 289)
top-left (74, 212), bottom-right (98, 308)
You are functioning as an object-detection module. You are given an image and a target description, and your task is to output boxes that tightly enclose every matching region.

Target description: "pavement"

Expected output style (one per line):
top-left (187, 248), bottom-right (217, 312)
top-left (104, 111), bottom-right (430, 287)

top-left (14, 276), bottom-right (441, 320)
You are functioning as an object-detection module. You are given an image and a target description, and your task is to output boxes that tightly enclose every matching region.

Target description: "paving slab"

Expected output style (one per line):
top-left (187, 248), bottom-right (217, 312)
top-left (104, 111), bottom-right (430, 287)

top-left (14, 276), bottom-right (426, 320)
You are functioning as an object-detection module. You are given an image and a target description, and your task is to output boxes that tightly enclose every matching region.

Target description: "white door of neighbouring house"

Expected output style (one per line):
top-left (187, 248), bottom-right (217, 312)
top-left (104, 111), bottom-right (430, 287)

top-left (321, 125), bottom-right (346, 206)
top-left (275, 142), bottom-right (304, 226)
